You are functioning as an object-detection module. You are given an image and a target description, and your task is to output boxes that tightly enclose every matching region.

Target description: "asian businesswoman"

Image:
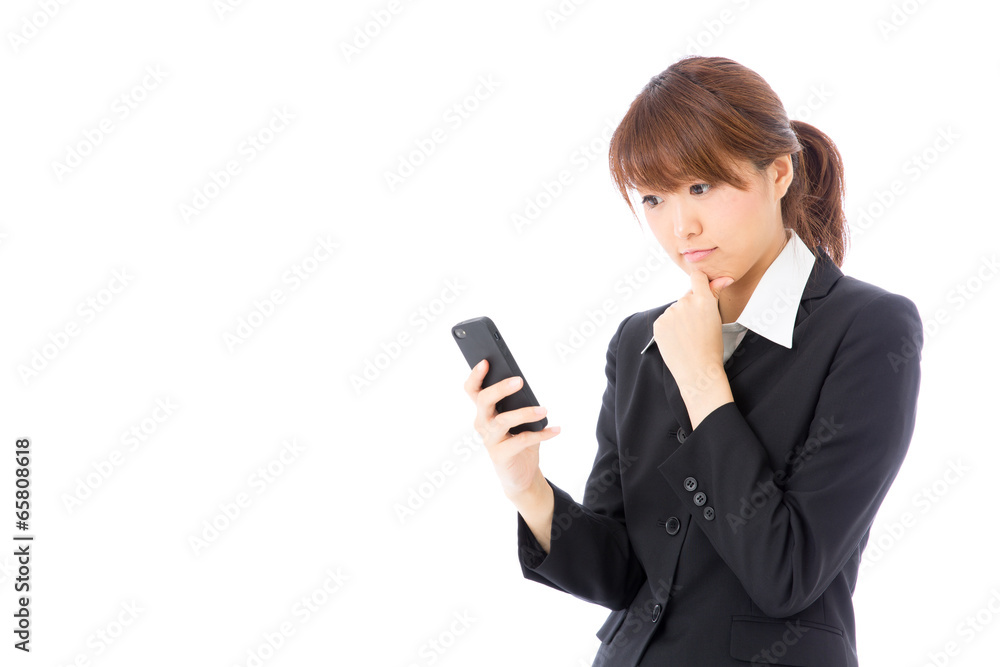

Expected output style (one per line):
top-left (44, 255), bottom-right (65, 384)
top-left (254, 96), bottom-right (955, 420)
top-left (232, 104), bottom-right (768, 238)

top-left (463, 56), bottom-right (922, 666)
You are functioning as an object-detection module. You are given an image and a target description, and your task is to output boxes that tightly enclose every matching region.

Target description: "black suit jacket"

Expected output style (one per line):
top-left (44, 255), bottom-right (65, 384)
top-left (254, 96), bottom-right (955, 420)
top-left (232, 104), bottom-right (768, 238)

top-left (516, 250), bottom-right (923, 666)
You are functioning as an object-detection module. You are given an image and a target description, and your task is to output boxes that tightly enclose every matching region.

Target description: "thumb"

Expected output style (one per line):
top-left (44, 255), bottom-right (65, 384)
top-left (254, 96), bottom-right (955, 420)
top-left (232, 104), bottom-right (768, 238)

top-left (709, 277), bottom-right (735, 299)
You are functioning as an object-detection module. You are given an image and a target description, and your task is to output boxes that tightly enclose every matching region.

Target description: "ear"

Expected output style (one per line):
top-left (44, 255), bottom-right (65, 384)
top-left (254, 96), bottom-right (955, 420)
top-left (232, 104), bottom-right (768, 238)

top-left (771, 153), bottom-right (794, 201)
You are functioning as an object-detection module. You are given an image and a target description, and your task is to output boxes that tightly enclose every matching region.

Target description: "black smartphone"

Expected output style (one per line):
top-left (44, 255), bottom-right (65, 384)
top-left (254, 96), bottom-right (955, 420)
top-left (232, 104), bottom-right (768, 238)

top-left (452, 316), bottom-right (548, 434)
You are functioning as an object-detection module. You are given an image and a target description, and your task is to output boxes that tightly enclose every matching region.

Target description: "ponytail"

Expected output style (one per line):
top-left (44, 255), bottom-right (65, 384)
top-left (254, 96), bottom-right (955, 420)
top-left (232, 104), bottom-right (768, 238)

top-left (785, 120), bottom-right (849, 266)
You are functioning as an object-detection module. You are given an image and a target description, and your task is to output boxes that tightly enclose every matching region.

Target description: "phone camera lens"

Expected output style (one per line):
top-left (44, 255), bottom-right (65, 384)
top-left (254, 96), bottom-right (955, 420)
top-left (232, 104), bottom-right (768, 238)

top-left (454, 328), bottom-right (466, 339)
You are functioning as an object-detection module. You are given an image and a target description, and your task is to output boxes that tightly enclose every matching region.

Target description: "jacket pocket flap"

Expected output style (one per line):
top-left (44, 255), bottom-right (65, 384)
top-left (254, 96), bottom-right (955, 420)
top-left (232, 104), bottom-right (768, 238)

top-left (595, 608), bottom-right (628, 643)
top-left (730, 616), bottom-right (849, 666)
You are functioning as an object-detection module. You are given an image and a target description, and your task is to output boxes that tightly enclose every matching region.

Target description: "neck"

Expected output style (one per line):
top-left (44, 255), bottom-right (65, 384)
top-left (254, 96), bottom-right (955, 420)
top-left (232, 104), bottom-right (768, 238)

top-left (717, 227), bottom-right (790, 325)
top-left (718, 290), bottom-right (748, 325)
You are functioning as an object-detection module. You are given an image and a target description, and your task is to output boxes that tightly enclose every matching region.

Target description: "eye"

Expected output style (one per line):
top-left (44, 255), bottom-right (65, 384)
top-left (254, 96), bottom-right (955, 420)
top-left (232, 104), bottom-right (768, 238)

top-left (641, 184), bottom-right (710, 208)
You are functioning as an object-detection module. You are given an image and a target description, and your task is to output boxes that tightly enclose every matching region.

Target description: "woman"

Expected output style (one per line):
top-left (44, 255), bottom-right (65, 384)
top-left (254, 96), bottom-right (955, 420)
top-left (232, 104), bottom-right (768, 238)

top-left (463, 56), bottom-right (922, 666)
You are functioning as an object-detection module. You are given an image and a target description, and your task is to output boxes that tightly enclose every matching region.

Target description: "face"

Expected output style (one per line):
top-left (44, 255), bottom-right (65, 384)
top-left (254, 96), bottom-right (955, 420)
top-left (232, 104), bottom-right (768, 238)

top-left (638, 155), bottom-right (794, 290)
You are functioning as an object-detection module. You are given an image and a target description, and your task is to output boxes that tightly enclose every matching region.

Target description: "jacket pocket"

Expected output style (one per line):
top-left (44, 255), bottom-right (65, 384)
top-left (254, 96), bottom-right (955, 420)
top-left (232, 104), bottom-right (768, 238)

top-left (595, 608), bottom-right (627, 643)
top-left (729, 616), bottom-right (851, 666)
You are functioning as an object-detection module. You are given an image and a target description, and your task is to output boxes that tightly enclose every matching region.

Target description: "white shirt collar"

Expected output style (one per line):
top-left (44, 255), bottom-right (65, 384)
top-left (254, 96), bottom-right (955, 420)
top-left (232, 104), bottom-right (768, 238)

top-left (640, 228), bottom-right (815, 355)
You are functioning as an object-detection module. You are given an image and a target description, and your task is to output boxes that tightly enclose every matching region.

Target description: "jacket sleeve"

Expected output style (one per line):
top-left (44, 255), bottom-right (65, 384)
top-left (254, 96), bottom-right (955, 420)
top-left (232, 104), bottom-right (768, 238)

top-left (658, 291), bottom-right (923, 618)
top-left (515, 314), bottom-right (646, 611)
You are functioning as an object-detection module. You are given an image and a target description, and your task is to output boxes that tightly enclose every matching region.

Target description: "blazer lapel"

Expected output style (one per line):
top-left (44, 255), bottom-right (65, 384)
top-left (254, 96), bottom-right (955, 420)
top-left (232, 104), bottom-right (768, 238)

top-left (654, 248), bottom-right (843, 433)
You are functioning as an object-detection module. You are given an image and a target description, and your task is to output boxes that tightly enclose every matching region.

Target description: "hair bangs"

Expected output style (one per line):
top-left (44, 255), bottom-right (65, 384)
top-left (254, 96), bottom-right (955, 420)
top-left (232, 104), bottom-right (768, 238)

top-left (610, 74), bottom-right (756, 218)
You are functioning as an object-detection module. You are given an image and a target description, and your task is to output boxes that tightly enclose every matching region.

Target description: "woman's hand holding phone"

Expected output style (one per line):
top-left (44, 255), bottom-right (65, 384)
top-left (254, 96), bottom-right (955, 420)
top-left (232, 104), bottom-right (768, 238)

top-left (464, 358), bottom-right (561, 501)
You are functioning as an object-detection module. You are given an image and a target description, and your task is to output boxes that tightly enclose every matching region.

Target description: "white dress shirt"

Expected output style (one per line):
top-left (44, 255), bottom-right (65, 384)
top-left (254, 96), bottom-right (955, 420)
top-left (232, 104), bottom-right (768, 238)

top-left (640, 228), bottom-right (816, 363)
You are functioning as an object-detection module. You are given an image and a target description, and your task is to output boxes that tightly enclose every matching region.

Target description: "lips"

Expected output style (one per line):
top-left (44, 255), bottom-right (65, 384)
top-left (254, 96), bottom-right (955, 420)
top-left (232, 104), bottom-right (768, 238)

top-left (682, 248), bottom-right (716, 263)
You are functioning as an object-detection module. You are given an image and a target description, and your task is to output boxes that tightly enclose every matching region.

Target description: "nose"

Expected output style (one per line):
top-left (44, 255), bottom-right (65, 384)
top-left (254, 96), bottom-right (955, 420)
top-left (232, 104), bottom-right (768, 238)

top-left (670, 197), bottom-right (700, 239)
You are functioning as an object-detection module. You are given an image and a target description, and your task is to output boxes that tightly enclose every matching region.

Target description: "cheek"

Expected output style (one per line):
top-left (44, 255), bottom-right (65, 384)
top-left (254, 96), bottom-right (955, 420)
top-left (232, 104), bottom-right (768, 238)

top-left (647, 226), bottom-right (687, 270)
top-left (719, 193), bottom-right (767, 230)
top-left (710, 199), bottom-right (743, 225)
top-left (646, 217), bottom-right (672, 248)
top-left (708, 200), bottom-right (758, 246)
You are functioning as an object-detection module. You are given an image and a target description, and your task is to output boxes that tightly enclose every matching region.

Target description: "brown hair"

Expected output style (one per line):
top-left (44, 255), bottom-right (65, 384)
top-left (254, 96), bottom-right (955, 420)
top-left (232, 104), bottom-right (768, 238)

top-left (608, 56), bottom-right (849, 266)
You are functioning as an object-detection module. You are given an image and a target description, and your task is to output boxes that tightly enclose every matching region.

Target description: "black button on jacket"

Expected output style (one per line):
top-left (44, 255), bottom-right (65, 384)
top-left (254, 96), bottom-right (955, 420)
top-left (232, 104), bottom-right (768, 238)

top-left (516, 250), bottom-right (922, 666)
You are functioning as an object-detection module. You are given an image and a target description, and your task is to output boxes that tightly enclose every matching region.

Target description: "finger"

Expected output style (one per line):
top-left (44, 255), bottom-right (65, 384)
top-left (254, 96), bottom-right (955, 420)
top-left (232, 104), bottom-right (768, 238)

top-left (463, 358), bottom-right (489, 399)
top-left (492, 404), bottom-right (549, 435)
top-left (490, 425), bottom-right (561, 459)
top-left (689, 269), bottom-right (711, 297)
top-left (476, 374), bottom-right (524, 418)
top-left (708, 276), bottom-right (735, 300)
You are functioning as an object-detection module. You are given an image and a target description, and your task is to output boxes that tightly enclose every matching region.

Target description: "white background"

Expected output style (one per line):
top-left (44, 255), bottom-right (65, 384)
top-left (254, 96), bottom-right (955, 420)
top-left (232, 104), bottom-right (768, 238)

top-left (1, 0), bottom-right (998, 665)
